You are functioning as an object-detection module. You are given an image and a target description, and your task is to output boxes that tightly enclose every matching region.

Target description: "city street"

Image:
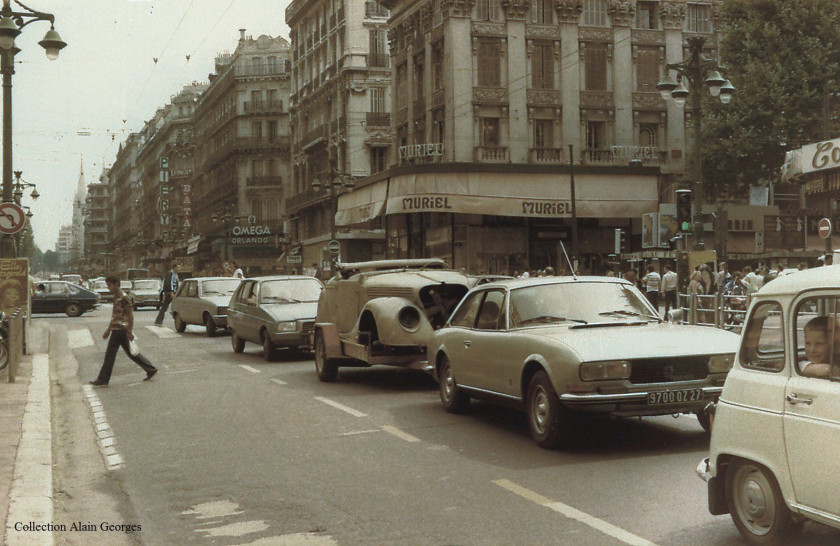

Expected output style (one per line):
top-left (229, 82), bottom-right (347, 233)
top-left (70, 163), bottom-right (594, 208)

top-left (31, 306), bottom-right (840, 545)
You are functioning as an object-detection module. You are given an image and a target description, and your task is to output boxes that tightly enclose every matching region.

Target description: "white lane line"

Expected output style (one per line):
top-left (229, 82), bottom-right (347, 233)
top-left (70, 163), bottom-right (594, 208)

top-left (145, 325), bottom-right (179, 338)
top-left (314, 396), bottom-right (368, 418)
top-left (67, 328), bottom-right (95, 348)
top-left (82, 385), bottom-right (125, 471)
top-left (239, 365), bottom-right (261, 374)
top-left (340, 429), bottom-right (382, 437)
top-left (381, 425), bottom-right (420, 443)
top-left (493, 479), bottom-right (657, 546)
top-left (269, 378), bottom-right (287, 385)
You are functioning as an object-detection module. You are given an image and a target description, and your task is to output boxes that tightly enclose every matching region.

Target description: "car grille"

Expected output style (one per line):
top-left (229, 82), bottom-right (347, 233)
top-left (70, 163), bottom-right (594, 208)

top-left (300, 320), bottom-right (315, 335)
top-left (218, 306), bottom-right (228, 314)
top-left (628, 356), bottom-right (709, 384)
top-left (366, 287), bottom-right (414, 299)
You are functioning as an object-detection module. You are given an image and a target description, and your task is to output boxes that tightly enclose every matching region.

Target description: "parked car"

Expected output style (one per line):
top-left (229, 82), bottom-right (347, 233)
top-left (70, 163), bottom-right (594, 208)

top-left (32, 281), bottom-right (100, 317)
top-left (60, 274), bottom-right (83, 286)
top-left (431, 276), bottom-right (740, 449)
top-left (227, 276), bottom-right (323, 360)
top-left (127, 279), bottom-right (162, 310)
top-left (171, 277), bottom-right (242, 337)
top-left (698, 265), bottom-right (840, 544)
top-left (313, 259), bottom-right (471, 382)
top-left (89, 279), bottom-right (112, 302)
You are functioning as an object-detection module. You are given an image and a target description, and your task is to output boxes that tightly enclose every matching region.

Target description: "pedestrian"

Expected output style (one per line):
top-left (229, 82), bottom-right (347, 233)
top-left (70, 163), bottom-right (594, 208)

top-left (660, 264), bottom-right (678, 316)
top-left (90, 275), bottom-right (157, 387)
top-left (642, 265), bottom-right (661, 309)
top-left (154, 262), bottom-right (180, 325)
top-left (222, 261), bottom-right (233, 277)
top-left (231, 261), bottom-right (245, 279)
top-left (742, 265), bottom-right (762, 295)
top-left (544, 266), bottom-right (555, 276)
top-left (715, 262), bottom-right (731, 291)
top-left (624, 268), bottom-right (638, 288)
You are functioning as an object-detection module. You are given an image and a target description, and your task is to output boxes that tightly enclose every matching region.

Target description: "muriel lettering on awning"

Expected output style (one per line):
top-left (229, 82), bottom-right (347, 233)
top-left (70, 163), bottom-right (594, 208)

top-left (401, 196), bottom-right (453, 210)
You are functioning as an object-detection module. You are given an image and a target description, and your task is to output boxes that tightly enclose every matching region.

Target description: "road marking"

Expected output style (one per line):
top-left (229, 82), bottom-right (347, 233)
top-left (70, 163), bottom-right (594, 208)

top-left (67, 328), bottom-right (95, 348)
top-left (314, 396), bottom-right (368, 417)
top-left (381, 425), bottom-right (420, 443)
top-left (81, 384), bottom-right (125, 470)
top-left (269, 378), bottom-right (287, 386)
top-left (493, 479), bottom-right (657, 546)
top-left (239, 365), bottom-right (261, 374)
top-left (145, 325), bottom-right (179, 338)
top-left (340, 429), bottom-right (382, 436)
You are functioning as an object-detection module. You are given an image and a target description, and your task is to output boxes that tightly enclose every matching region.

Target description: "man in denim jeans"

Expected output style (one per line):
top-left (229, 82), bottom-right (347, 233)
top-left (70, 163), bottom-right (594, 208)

top-left (154, 263), bottom-right (180, 325)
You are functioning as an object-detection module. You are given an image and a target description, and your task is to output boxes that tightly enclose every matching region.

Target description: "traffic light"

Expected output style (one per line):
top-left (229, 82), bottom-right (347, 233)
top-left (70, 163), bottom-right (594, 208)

top-left (676, 189), bottom-right (692, 233)
top-left (614, 228), bottom-right (627, 254)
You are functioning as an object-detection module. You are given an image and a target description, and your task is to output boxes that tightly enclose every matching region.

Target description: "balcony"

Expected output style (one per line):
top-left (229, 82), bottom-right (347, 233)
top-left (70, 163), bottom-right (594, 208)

top-left (286, 186), bottom-right (327, 212)
top-left (243, 100), bottom-right (284, 113)
top-left (235, 64), bottom-right (289, 78)
top-left (474, 146), bottom-right (509, 162)
top-left (247, 175), bottom-right (283, 187)
top-left (530, 147), bottom-right (564, 163)
top-left (365, 1), bottom-right (389, 18)
top-left (367, 53), bottom-right (390, 68)
top-left (301, 126), bottom-right (327, 149)
top-left (366, 112), bottom-right (391, 127)
top-left (581, 146), bottom-right (667, 165)
top-left (235, 136), bottom-right (291, 151)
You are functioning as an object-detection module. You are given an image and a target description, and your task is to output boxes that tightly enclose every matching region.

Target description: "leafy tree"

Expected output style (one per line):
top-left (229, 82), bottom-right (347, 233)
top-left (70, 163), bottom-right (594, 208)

top-left (701, 0), bottom-right (840, 200)
top-left (42, 250), bottom-right (57, 272)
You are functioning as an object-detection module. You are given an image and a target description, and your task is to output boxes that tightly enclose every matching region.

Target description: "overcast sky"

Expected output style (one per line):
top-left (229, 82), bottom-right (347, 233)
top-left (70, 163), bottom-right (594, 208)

top-left (11, 0), bottom-right (291, 250)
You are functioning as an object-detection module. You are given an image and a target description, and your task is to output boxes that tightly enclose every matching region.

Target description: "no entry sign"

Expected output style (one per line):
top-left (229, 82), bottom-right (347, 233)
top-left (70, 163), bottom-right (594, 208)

top-left (0, 202), bottom-right (25, 235)
top-left (819, 218), bottom-right (832, 239)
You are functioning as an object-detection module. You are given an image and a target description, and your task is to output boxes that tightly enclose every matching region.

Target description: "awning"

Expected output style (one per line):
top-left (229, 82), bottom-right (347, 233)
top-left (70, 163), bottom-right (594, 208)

top-left (384, 172), bottom-right (657, 218)
top-left (335, 180), bottom-right (388, 226)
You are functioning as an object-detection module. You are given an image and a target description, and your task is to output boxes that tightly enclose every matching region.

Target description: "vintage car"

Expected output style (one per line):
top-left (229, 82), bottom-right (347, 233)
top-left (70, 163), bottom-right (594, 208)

top-left (698, 265), bottom-right (840, 544)
top-left (313, 259), bottom-right (471, 382)
top-left (32, 281), bottom-right (100, 317)
top-left (89, 279), bottom-right (112, 302)
top-left (171, 277), bottom-right (242, 336)
top-left (127, 278), bottom-right (162, 310)
top-left (431, 276), bottom-right (740, 448)
top-left (227, 275), bottom-right (323, 360)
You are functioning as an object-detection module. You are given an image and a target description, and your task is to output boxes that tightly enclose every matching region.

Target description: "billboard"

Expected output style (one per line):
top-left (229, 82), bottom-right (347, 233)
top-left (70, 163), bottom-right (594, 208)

top-left (0, 258), bottom-right (29, 315)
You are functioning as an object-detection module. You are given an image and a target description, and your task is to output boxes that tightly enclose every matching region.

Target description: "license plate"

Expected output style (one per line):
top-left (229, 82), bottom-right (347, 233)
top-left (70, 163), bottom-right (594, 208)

top-left (647, 389), bottom-right (703, 405)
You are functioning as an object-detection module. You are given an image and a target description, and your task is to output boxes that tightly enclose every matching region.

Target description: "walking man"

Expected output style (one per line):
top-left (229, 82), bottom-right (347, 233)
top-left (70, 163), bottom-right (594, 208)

top-left (642, 265), bottom-right (661, 310)
top-left (90, 275), bottom-right (157, 387)
top-left (154, 262), bottom-right (180, 325)
top-left (661, 264), bottom-right (678, 316)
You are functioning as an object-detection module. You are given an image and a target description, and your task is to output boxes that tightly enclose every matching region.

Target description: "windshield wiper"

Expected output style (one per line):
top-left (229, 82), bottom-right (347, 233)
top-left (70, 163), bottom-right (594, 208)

top-left (520, 315), bottom-right (587, 325)
top-left (599, 310), bottom-right (660, 321)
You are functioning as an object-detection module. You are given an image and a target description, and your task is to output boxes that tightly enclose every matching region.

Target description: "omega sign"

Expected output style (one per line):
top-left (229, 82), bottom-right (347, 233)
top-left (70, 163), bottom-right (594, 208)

top-left (231, 216), bottom-right (272, 244)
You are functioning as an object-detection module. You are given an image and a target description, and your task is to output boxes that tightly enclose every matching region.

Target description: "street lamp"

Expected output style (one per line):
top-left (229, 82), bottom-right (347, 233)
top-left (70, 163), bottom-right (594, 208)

top-left (312, 168), bottom-right (355, 242)
top-left (11, 170), bottom-right (36, 204)
top-left (657, 36), bottom-right (734, 250)
top-left (0, 0), bottom-right (65, 258)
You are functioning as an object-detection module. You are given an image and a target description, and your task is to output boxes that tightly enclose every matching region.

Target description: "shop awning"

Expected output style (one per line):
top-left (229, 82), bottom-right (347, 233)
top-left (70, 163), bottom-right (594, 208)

top-left (335, 180), bottom-right (388, 226)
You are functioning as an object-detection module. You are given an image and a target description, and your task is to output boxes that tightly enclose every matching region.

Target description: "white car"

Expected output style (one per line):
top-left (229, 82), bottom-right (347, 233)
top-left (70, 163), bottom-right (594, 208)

top-left (698, 265), bottom-right (840, 543)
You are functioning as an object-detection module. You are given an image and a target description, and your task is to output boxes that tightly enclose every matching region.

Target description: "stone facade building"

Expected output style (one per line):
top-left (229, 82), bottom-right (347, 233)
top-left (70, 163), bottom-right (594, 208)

top-left (83, 179), bottom-right (110, 274)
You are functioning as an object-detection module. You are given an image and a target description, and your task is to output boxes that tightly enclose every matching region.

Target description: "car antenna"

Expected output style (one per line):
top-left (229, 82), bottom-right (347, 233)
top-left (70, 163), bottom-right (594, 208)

top-left (559, 240), bottom-right (577, 280)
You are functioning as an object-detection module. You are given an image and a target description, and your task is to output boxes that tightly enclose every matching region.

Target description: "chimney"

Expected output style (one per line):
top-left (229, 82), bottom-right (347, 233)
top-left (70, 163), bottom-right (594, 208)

top-left (239, 29), bottom-right (246, 41)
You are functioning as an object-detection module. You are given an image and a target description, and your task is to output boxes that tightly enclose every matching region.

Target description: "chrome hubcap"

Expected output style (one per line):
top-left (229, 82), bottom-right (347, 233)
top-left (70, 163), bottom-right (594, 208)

top-left (533, 387), bottom-right (548, 433)
top-left (443, 368), bottom-right (454, 399)
top-left (735, 466), bottom-right (773, 535)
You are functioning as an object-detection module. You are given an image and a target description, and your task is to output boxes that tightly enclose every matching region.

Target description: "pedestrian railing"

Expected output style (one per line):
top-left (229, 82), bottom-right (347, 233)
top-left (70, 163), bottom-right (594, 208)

top-left (675, 292), bottom-right (750, 333)
top-left (3, 307), bottom-right (25, 383)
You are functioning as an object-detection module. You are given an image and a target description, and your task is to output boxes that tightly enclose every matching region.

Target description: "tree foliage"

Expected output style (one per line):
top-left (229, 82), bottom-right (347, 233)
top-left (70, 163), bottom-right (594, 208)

top-left (701, 0), bottom-right (840, 200)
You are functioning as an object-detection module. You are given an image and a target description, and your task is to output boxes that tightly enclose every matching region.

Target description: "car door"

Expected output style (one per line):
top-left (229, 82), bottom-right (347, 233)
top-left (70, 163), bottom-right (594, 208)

top-left (443, 291), bottom-right (485, 388)
top-left (46, 282), bottom-right (69, 313)
top-left (233, 281), bottom-right (260, 342)
top-left (783, 293), bottom-right (840, 516)
top-left (182, 281), bottom-right (200, 323)
top-left (465, 289), bottom-right (521, 395)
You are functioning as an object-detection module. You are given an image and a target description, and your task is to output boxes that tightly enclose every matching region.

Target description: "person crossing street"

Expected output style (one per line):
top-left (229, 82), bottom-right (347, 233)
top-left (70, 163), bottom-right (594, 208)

top-left (154, 263), bottom-right (180, 326)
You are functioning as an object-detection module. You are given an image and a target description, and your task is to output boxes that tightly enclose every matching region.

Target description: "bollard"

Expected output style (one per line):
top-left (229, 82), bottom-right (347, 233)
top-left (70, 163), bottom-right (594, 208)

top-left (689, 293), bottom-right (697, 325)
top-left (714, 292), bottom-right (722, 329)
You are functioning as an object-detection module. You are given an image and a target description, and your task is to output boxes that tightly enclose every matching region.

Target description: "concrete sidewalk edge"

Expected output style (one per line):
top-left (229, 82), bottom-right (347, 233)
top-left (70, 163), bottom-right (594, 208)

top-left (5, 353), bottom-right (53, 546)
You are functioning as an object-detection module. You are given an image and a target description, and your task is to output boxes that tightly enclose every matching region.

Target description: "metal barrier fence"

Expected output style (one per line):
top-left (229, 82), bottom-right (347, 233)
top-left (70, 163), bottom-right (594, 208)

top-left (675, 292), bottom-right (750, 332)
top-left (3, 307), bottom-right (26, 383)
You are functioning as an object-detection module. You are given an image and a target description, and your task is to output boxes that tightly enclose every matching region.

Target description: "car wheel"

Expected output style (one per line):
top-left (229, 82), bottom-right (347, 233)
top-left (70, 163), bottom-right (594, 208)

top-left (173, 313), bottom-right (187, 333)
top-left (314, 329), bottom-right (338, 382)
top-left (64, 302), bottom-right (82, 317)
top-left (526, 370), bottom-right (572, 449)
top-left (262, 329), bottom-right (278, 361)
top-left (231, 330), bottom-right (245, 353)
top-left (204, 313), bottom-right (217, 337)
top-left (726, 460), bottom-right (796, 544)
top-left (438, 356), bottom-right (470, 413)
top-left (696, 411), bottom-right (712, 433)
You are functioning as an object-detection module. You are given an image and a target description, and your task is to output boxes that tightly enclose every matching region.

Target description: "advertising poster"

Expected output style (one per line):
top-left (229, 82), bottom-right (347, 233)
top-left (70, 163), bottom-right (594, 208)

top-left (642, 213), bottom-right (657, 248)
top-left (0, 258), bottom-right (29, 315)
top-left (659, 214), bottom-right (678, 248)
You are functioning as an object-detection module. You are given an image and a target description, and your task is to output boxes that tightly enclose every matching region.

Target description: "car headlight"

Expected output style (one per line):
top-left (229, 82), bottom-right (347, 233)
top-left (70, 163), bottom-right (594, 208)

top-left (398, 306), bottom-right (422, 332)
top-left (708, 354), bottom-right (734, 373)
top-left (276, 321), bottom-right (298, 333)
top-left (580, 360), bottom-right (632, 381)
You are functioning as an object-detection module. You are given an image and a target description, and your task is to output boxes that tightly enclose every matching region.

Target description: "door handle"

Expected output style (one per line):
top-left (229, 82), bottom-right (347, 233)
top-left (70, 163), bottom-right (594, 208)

top-left (786, 393), bottom-right (814, 405)
top-left (464, 340), bottom-right (471, 348)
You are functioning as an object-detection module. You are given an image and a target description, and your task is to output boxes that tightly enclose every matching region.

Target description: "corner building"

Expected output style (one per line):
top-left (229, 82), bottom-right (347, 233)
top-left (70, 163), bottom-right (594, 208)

top-left (345, 0), bottom-right (719, 273)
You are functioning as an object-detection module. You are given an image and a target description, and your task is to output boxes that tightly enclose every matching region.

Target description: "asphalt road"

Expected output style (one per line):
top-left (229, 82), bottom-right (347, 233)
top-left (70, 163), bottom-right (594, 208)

top-left (38, 305), bottom-right (840, 545)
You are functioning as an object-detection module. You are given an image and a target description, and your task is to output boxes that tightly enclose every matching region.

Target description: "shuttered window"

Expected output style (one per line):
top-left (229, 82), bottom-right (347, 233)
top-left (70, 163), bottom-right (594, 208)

top-left (477, 40), bottom-right (501, 87)
top-left (531, 43), bottom-right (554, 89)
top-left (636, 47), bottom-right (660, 91)
top-left (585, 44), bottom-right (607, 91)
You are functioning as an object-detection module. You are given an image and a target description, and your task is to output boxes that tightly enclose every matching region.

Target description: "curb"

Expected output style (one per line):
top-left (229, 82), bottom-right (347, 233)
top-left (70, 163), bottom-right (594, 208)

top-left (5, 353), bottom-right (52, 546)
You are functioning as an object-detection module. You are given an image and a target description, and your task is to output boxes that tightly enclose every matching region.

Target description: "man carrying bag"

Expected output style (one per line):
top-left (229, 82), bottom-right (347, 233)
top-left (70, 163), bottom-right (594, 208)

top-left (154, 262), bottom-right (180, 326)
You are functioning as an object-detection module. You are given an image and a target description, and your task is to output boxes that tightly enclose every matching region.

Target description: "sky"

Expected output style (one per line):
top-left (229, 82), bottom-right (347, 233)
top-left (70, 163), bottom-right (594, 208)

top-left (8, 0), bottom-right (292, 250)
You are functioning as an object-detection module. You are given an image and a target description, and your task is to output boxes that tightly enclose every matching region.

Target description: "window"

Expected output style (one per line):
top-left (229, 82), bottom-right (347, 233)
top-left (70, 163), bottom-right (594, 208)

top-left (414, 60), bottom-right (424, 99)
top-left (530, 0), bottom-right (552, 24)
top-left (251, 90), bottom-right (263, 107)
top-left (476, 290), bottom-right (506, 330)
top-left (475, 0), bottom-right (501, 21)
top-left (477, 40), bottom-right (501, 87)
top-left (531, 43), bottom-right (554, 89)
top-left (368, 30), bottom-right (389, 67)
top-left (432, 40), bottom-right (444, 91)
top-left (635, 1), bottom-right (659, 29)
top-left (636, 47), bottom-right (660, 91)
top-left (794, 297), bottom-right (840, 380)
top-left (268, 120), bottom-right (277, 142)
top-left (185, 282), bottom-right (198, 298)
top-left (586, 121), bottom-right (606, 150)
top-left (432, 108), bottom-right (445, 143)
top-left (740, 302), bottom-right (785, 372)
top-left (371, 147), bottom-right (387, 174)
top-left (639, 124), bottom-right (657, 146)
top-left (582, 0), bottom-right (609, 27)
top-left (251, 121), bottom-right (263, 139)
top-left (396, 64), bottom-right (407, 109)
top-left (535, 119), bottom-right (554, 148)
top-left (451, 292), bottom-right (483, 328)
top-left (370, 87), bottom-right (386, 113)
top-left (687, 3), bottom-right (712, 33)
top-left (480, 117), bottom-right (500, 147)
top-left (584, 44), bottom-right (607, 90)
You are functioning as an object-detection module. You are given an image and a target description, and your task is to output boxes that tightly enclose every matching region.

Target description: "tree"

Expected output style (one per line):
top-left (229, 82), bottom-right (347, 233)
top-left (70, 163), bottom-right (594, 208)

top-left (701, 0), bottom-right (840, 200)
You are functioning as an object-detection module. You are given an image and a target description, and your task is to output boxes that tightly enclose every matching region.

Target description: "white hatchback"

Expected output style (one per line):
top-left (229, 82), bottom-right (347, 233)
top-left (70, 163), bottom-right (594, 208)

top-left (698, 265), bottom-right (840, 544)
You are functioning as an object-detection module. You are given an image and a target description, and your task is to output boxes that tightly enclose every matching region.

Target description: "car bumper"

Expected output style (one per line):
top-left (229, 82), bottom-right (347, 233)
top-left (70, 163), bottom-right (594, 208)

top-left (212, 314), bottom-right (228, 327)
top-left (558, 386), bottom-right (723, 416)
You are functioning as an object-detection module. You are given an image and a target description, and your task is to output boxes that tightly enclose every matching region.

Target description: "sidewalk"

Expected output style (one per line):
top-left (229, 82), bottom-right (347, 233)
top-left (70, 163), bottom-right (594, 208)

top-left (0, 354), bottom-right (33, 542)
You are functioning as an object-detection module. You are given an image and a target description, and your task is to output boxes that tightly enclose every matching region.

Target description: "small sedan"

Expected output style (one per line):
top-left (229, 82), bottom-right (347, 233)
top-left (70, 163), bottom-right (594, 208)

top-left (127, 279), bottom-right (162, 310)
top-left (170, 277), bottom-right (242, 337)
top-left (432, 276), bottom-right (740, 448)
top-left (89, 279), bottom-right (112, 302)
top-left (228, 276), bottom-right (323, 360)
top-left (32, 281), bottom-right (100, 317)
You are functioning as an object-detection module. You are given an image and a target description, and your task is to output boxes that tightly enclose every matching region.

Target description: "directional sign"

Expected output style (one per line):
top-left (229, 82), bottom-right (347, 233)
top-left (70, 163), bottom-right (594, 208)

top-left (0, 202), bottom-right (25, 235)
top-left (819, 218), bottom-right (832, 239)
top-left (327, 239), bottom-right (341, 255)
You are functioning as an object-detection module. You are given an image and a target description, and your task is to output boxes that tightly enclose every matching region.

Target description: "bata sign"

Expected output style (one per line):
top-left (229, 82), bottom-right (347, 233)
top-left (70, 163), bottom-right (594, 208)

top-left (231, 220), bottom-right (272, 244)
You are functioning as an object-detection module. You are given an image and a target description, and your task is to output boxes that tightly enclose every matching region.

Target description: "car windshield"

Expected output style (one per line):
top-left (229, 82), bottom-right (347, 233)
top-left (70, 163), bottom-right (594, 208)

top-left (92, 281), bottom-right (107, 289)
top-left (260, 279), bottom-right (322, 304)
top-left (133, 280), bottom-right (160, 290)
top-left (120, 281), bottom-right (132, 289)
top-left (202, 279), bottom-right (241, 295)
top-left (510, 281), bottom-right (659, 328)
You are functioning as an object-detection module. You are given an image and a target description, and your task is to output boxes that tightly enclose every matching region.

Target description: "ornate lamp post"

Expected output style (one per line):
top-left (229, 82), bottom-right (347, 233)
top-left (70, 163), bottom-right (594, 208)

top-left (0, 0), bottom-right (65, 257)
top-left (657, 36), bottom-right (734, 250)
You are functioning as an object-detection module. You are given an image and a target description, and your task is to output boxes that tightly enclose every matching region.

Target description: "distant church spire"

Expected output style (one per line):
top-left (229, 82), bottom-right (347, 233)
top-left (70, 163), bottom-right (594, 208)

top-left (75, 157), bottom-right (86, 203)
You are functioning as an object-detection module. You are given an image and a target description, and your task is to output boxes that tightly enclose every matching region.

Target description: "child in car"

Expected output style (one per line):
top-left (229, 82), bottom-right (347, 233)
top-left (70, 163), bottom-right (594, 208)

top-left (801, 316), bottom-right (832, 378)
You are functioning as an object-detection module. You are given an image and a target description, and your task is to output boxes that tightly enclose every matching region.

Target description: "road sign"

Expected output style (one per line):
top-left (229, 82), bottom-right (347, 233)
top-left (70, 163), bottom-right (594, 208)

top-left (819, 218), bottom-right (832, 239)
top-left (327, 239), bottom-right (340, 255)
top-left (0, 203), bottom-right (25, 235)
top-left (287, 255), bottom-right (302, 264)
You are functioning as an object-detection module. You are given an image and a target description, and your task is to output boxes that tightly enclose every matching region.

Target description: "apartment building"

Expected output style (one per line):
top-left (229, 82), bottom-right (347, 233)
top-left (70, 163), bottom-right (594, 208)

top-left (83, 180), bottom-right (110, 274)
